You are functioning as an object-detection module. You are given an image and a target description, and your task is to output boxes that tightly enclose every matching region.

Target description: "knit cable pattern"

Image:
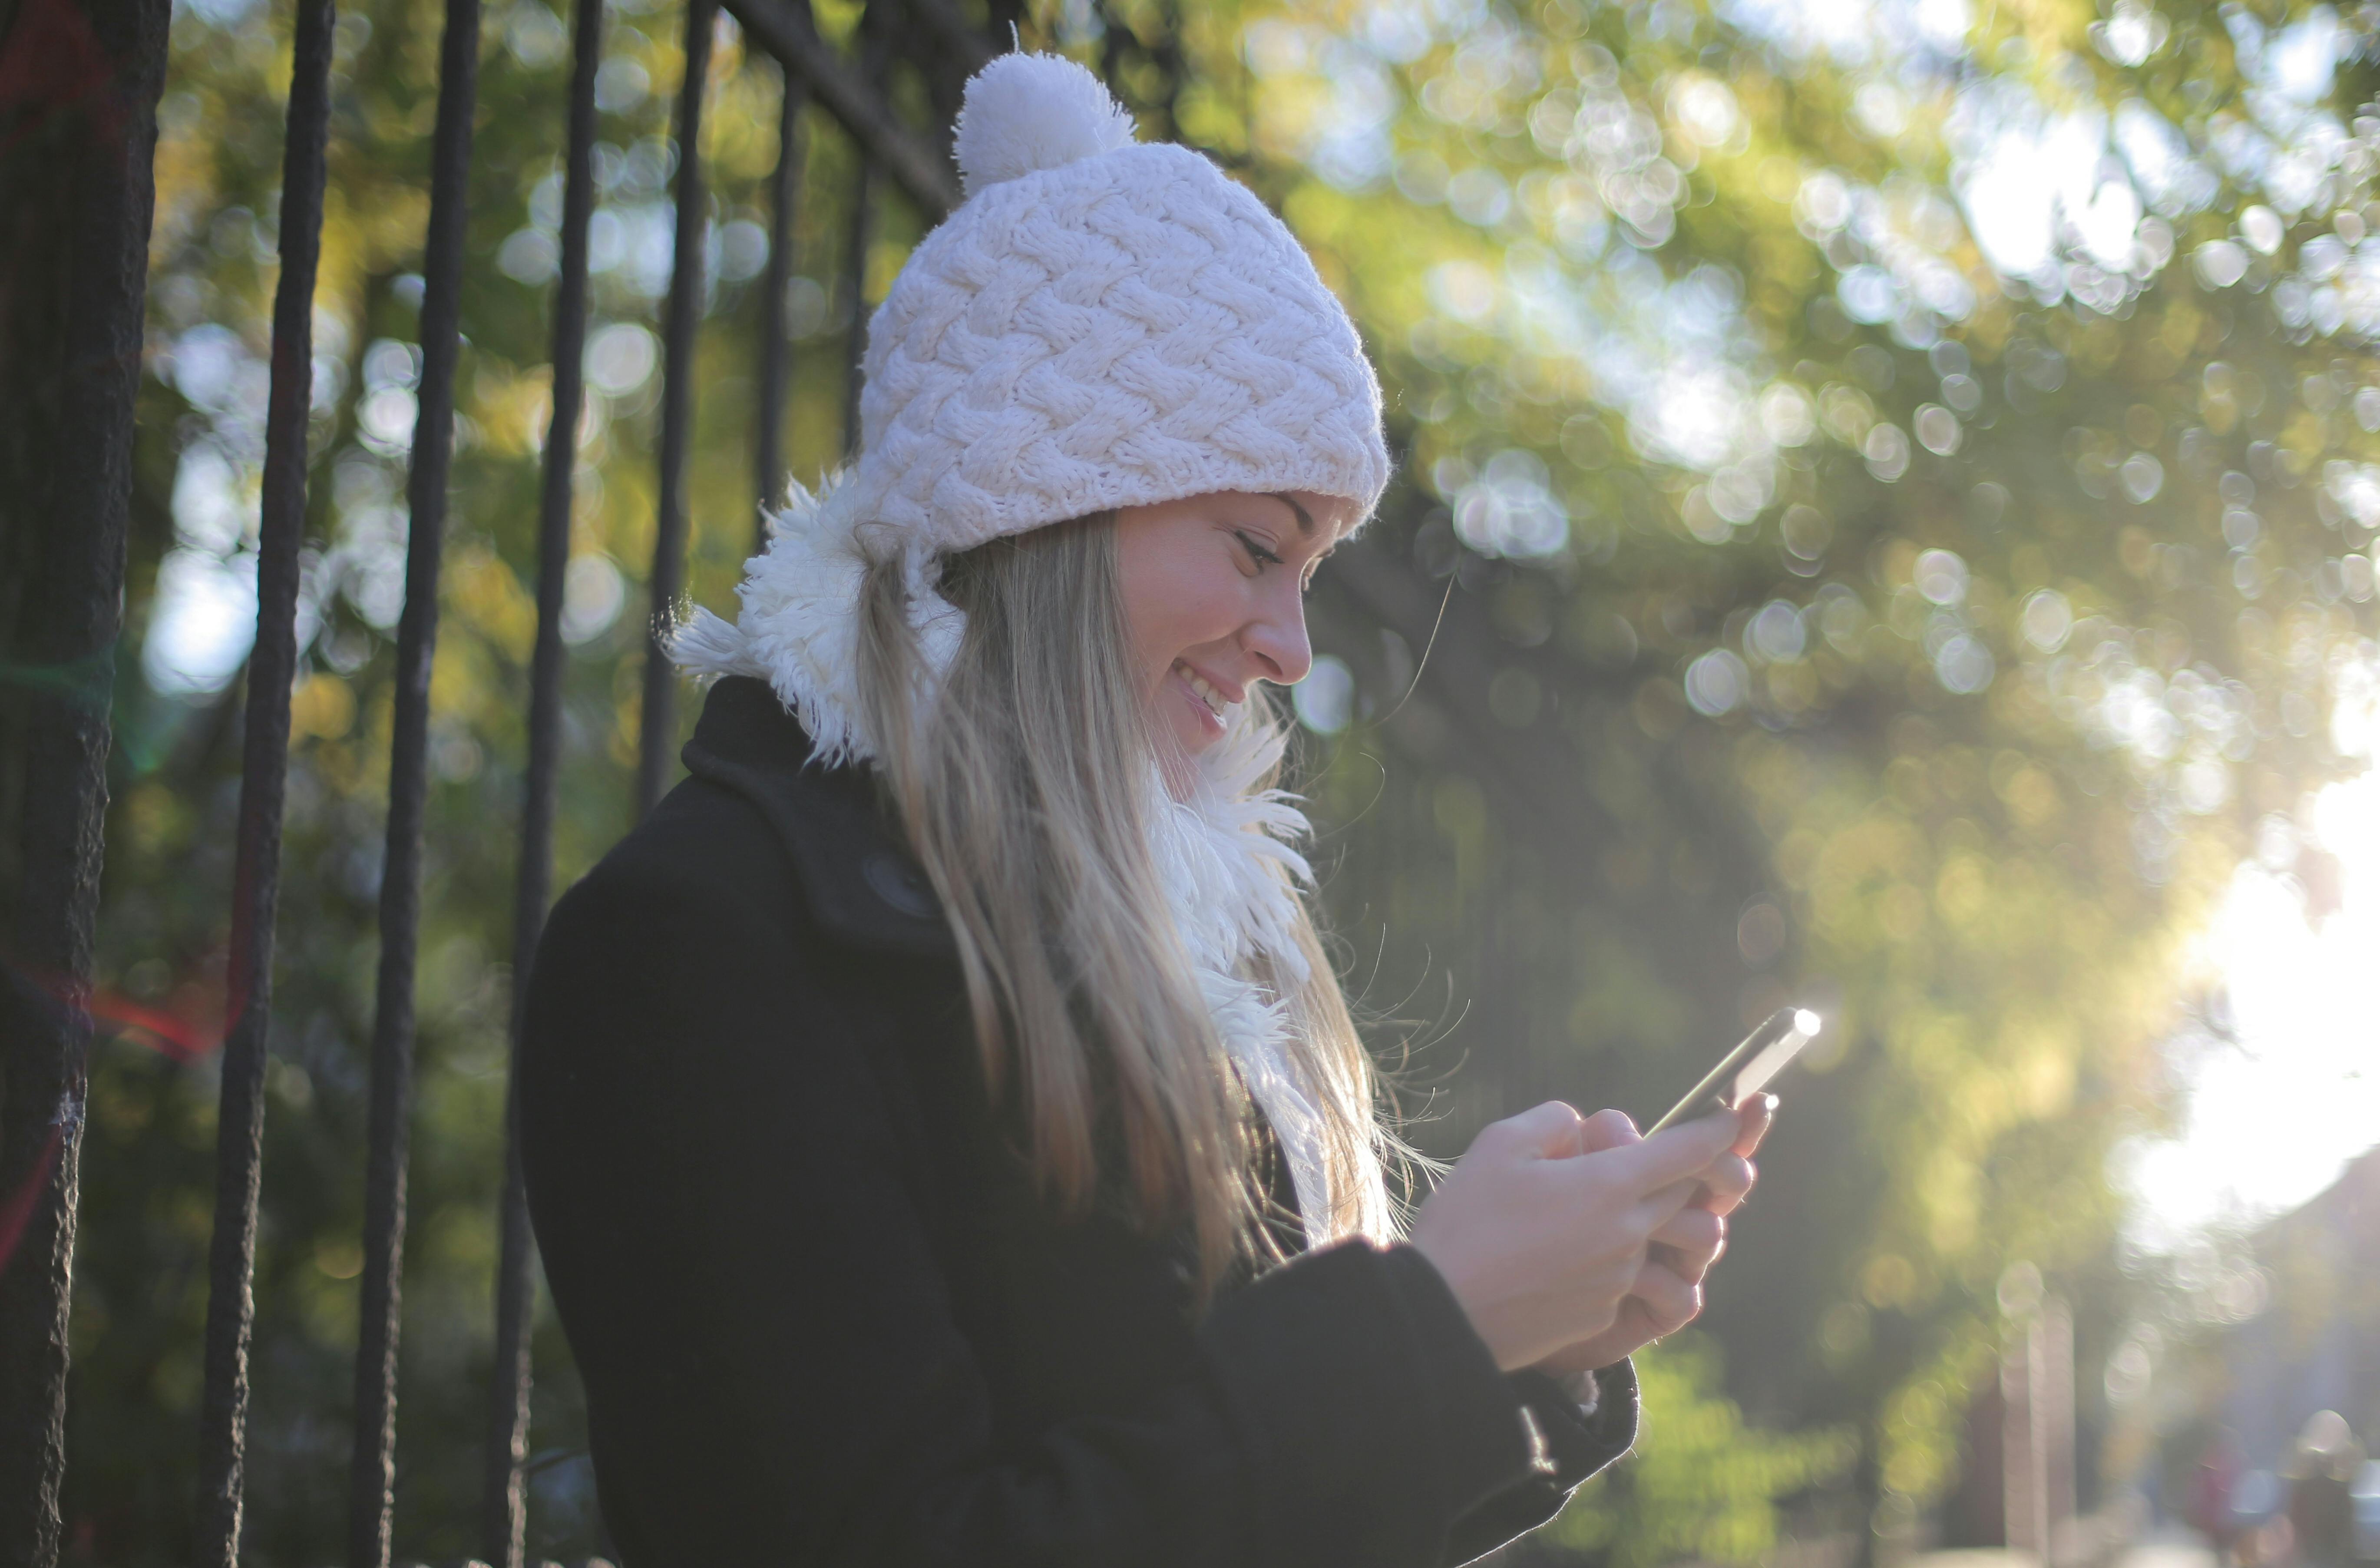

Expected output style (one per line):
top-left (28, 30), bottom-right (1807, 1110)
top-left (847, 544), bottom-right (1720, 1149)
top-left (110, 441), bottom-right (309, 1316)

top-left (846, 87), bottom-right (1390, 549)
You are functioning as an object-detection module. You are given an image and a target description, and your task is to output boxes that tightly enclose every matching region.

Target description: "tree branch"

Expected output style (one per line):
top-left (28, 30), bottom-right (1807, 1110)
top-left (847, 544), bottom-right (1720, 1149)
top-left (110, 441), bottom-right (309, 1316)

top-left (723, 0), bottom-right (962, 218)
top-left (906, 0), bottom-right (994, 74)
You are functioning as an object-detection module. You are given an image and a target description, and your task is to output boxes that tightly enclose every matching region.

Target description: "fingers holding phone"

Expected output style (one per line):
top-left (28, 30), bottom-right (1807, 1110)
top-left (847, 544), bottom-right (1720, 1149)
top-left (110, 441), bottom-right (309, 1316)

top-left (1691, 1094), bottom-right (1775, 1218)
top-left (1408, 1016), bottom-right (1809, 1375)
top-left (1552, 1102), bottom-right (1751, 1234)
top-left (1728, 1090), bottom-right (1777, 1159)
top-left (1649, 1202), bottom-right (1726, 1278)
top-left (1627, 1259), bottom-right (1705, 1335)
top-left (1408, 1101), bottom-right (1742, 1372)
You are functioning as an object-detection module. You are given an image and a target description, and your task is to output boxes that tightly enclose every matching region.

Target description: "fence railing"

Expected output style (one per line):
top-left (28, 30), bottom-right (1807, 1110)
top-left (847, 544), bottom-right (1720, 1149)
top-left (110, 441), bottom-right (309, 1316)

top-left (2, 0), bottom-right (984, 1560)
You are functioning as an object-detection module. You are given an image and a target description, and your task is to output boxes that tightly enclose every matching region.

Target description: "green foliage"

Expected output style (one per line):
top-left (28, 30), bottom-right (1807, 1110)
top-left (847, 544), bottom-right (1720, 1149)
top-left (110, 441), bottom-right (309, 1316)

top-left (1234, 0), bottom-right (2380, 1542)
top-left (1550, 1336), bottom-right (1858, 1565)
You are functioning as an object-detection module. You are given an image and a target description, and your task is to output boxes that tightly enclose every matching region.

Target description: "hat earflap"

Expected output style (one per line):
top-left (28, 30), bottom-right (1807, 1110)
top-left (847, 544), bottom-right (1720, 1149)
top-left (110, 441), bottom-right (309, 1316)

top-left (670, 469), bottom-right (963, 767)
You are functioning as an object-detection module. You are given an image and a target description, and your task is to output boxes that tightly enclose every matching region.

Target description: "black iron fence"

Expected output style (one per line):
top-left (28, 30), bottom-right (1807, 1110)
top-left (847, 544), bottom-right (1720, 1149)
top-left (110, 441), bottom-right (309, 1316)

top-left (1, 0), bottom-right (990, 1559)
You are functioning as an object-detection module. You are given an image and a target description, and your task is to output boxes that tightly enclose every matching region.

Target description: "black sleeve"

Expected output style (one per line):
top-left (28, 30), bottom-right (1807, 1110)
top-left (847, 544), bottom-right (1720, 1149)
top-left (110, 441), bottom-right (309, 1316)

top-left (1438, 1360), bottom-right (1641, 1567)
top-left (521, 853), bottom-right (1575, 1568)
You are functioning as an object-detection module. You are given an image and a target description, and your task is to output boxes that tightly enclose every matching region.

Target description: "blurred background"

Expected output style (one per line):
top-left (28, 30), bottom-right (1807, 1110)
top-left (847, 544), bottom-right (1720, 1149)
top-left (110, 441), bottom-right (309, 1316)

top-left (7, 0), bottom-right (2379, 1561)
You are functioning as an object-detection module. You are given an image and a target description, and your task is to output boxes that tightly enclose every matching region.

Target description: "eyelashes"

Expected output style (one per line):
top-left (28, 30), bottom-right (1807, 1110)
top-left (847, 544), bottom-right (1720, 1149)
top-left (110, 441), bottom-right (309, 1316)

top-left (1234, 526), bottom-right (1323, 591)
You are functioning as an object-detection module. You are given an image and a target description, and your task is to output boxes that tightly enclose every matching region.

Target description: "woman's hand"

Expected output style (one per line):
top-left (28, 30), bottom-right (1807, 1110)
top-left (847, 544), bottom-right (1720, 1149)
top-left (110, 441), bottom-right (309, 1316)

top-left (1407, 1101), bottom-right (1744, 1373)
top-left (1526, 1095), bottom-right (1775, 1378)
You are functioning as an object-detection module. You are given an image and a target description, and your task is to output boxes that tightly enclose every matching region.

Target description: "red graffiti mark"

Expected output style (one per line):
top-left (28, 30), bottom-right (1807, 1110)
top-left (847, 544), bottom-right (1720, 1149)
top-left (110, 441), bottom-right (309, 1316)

top-left (0, 1126), bottom-right (62, 1284)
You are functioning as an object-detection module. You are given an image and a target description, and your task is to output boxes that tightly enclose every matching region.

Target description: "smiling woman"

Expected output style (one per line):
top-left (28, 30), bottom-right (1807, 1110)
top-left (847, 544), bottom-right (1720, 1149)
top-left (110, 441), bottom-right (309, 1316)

top-left (1116, 489), bottom-right (1353, 764)
top-left (516, 49), bottom-right (1766, 1567)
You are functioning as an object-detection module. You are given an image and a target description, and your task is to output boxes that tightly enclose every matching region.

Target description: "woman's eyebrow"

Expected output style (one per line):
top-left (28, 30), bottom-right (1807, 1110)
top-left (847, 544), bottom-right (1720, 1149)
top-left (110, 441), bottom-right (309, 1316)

top-left (1263, 491), bottom-right (1316, 536)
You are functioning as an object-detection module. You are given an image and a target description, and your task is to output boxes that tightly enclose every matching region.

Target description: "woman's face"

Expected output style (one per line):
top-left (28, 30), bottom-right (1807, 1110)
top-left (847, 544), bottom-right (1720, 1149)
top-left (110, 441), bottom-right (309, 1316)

top-left (1113, 489), bottom-right (1359, 762)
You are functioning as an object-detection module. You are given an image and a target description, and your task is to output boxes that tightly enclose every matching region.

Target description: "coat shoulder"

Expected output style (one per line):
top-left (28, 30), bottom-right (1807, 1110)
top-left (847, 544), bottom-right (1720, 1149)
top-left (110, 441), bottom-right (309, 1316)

top-left (520, 701), bottom-right (962, 1102)
top-left (674, 676), bottom-right (953, 956)
top-left (519, 769), bottom-right (960, 1168)
top-left (541, 770), bottom-right (804, 964)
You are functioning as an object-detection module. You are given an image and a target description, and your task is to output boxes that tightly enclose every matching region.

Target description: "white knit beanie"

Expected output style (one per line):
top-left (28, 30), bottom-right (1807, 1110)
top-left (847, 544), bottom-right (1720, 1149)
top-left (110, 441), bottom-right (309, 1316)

top-left (852, 50), bottom-right (1392, 551)
top-left (678, 49), bottom-right (1395, 767)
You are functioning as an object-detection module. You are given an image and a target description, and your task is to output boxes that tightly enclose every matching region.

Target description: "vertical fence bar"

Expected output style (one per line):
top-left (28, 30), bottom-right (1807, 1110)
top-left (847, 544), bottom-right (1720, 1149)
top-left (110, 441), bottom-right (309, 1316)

top-left (839, 155), bottom-right (875, 454)
top-left (633, 0), bottom-right (716, 820)
top-left (346, 0), bottom-right (481, 1557)
top-left (192, 0), bottom-right (337, 1558)
top-left (839, 0), bottom-right (890, 454)
top-left (752, 63), bottom-right (805, 553)
top-left (480, 0), bottom-right (602, 1553)
top-left (0, 0), bottom-right (173, 1555)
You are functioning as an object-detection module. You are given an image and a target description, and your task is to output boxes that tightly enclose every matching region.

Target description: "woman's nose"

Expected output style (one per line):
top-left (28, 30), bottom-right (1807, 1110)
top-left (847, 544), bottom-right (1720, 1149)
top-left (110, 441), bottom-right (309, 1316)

top-left (1243, 582), bottom-right (1313, 686)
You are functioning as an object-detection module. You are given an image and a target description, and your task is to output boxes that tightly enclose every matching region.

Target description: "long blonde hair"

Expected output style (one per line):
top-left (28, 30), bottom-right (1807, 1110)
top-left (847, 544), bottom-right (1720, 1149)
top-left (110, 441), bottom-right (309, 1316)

top-left (850, 513), bottom-right (1438, 1307)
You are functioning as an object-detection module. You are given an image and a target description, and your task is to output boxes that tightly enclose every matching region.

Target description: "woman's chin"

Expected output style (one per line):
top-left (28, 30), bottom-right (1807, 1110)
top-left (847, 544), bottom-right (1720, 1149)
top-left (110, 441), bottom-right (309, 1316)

top-left (1163, 719), bottom-right (1223, 759)
top-left (1152, 708), bottom-right (1224, 794)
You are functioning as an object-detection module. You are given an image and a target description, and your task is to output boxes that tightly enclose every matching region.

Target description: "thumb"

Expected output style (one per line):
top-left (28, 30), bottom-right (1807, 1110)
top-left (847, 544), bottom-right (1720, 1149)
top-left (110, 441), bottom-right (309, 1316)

top-left (1487, 1100), bottom-right (1589, 1160)
top-left (1577, 1107), bottom-right (1642, 1155)
top-left (1608, 1111), bottom-right (1741, 1192)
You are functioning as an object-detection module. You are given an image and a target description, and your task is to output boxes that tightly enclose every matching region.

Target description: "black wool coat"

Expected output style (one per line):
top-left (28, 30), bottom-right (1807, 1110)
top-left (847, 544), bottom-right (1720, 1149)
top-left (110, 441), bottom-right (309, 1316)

top-left (519, 675), bottom-right (1640, 1568)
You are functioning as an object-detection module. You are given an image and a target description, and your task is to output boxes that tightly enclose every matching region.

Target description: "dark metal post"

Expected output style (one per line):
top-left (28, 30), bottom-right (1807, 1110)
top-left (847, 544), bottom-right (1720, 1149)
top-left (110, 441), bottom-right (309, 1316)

top-left (480, 0), bottom-right (602, 1554)
top-left (840, 162), bottom-right (877, 453)
top-left (753, 63), bottom-right (806, 553)
top-left (0, 0), bottom-right (173, 1556)
top-left (346, 0), bottom-right (480, 1556)
top-left (840, 0), bottom-right (893, 453)
top-left (634, 0), bottom-right (717, 820)
top-left (193, 0), bottom-right (337, 1558)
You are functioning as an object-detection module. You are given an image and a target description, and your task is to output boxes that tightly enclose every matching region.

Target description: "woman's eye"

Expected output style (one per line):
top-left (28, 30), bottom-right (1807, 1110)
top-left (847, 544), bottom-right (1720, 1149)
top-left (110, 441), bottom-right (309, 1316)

top-left (1235, 530), bottom-right (1285, 570)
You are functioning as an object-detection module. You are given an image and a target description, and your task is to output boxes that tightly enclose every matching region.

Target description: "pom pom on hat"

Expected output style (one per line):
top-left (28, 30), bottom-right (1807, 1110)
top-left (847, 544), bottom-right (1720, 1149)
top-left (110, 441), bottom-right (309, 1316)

top-left (953, 51), bottom-right (1137, 195)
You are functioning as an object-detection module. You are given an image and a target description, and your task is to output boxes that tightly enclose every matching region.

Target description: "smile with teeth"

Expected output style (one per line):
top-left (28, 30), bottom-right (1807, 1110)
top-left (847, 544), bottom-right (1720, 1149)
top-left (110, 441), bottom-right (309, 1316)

top-left (1176, 662), bottom-right (1232, 721)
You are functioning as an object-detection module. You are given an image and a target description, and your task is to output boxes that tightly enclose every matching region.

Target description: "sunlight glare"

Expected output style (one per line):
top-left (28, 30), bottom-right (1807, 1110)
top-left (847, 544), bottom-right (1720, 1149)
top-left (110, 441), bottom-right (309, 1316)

top-left (2116, 769), bottom-right (2380, 1250)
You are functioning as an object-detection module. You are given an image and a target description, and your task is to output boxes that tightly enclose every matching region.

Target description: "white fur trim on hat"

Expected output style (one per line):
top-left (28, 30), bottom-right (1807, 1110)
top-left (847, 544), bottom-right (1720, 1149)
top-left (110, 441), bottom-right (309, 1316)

top-left (671, 473), bottom-right (962, 768)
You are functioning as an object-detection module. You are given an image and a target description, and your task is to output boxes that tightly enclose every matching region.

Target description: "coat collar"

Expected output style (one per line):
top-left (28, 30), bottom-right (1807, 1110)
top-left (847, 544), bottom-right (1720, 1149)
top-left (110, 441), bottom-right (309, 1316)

top-left (678, 673), bottom-right (1373, 1246)
top-left (678, 675), bottom-right (1314, 1255)
top-left (679, 675), bottom-right (954, 958)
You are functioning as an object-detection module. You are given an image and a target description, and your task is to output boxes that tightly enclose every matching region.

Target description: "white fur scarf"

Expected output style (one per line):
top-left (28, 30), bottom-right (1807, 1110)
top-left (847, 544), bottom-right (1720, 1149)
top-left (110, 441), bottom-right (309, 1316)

top-left (672, 475), bottom-right (1358, 1244)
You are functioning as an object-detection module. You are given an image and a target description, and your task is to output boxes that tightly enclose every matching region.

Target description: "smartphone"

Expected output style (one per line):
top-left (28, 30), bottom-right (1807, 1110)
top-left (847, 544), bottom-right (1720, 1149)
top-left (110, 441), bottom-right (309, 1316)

top-left (1644, 1007), bottom-right (1822, 1135)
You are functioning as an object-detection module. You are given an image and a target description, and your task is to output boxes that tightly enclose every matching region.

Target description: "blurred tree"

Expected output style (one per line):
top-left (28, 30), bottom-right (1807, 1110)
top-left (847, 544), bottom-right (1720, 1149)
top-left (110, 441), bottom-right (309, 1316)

top-left (63, 0), bottom-right (2380, 1561)
top-left (1225, 0), bottom-right (2380, 1554)
top-left (1544, 1334), bottom-right (1860, 1566)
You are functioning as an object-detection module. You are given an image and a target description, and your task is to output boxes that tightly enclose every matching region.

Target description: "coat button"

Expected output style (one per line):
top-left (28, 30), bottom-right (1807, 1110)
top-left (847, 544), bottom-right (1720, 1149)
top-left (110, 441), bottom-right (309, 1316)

top-left (862, 852), bottom-right (936, 918)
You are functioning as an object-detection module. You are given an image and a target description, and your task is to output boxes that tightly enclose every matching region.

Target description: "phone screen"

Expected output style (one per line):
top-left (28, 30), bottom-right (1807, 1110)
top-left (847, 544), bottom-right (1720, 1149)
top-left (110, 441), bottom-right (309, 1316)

top-left (1645, 1007), bottom-right (1821, 1134)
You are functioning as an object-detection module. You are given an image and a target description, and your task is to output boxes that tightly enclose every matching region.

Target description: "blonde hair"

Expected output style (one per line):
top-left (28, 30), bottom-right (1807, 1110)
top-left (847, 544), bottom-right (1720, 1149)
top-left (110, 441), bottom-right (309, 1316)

top-left (851, 514), bottom-right (1440, 1308)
